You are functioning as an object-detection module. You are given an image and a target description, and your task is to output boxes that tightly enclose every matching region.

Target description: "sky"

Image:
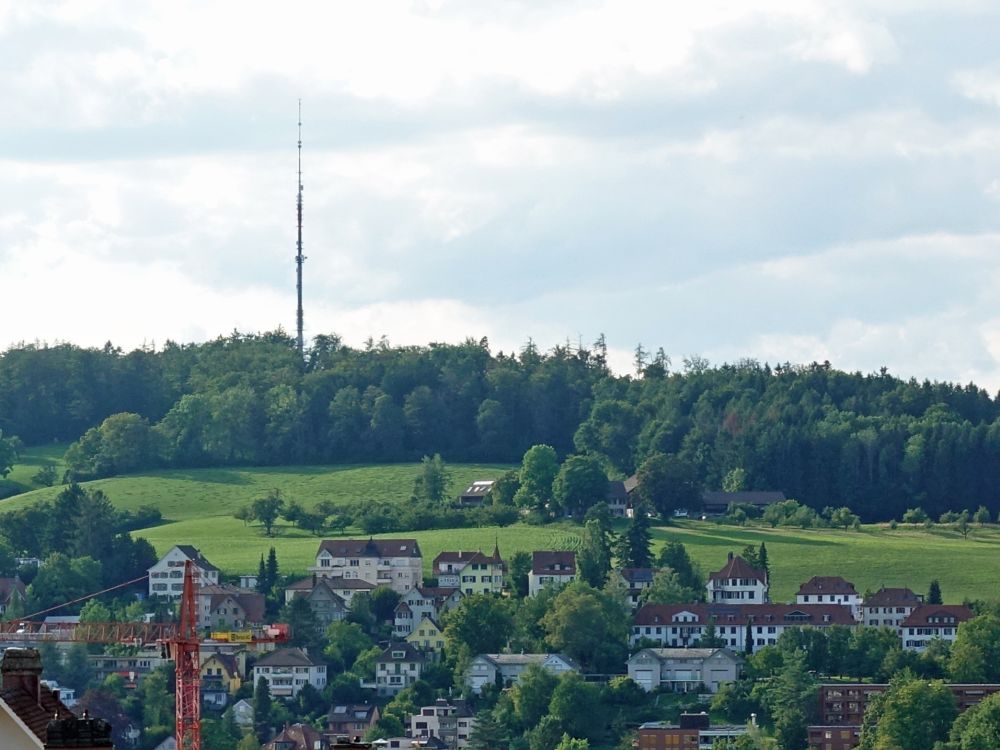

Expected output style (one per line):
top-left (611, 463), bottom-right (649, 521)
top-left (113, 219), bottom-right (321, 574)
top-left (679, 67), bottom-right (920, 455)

top-left (3, 1), bottom-right (1000, 390)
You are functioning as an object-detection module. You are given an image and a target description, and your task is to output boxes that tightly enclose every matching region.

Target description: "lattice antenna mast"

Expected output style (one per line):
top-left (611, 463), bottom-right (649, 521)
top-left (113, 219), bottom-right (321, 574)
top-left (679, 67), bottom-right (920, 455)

top-left (295, 99), bottom-right (306, 359)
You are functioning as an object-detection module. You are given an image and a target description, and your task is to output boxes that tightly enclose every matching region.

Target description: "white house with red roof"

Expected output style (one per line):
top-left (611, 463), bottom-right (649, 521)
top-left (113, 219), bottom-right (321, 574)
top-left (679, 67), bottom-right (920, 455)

top-left (529, 551), bottom-right (577, 597)
top-left (706, 552), bottom-right (769, 603)
top-left (632, 603), bottom-right (857, 653)
top-left (796, 577), bottom-right (861, 619)
top-left (309, 538), bottom-right (422, 594)
top-left (861, 587), bottom-right (923, 630)
top-left (900, 605), bottom-right (974, 651)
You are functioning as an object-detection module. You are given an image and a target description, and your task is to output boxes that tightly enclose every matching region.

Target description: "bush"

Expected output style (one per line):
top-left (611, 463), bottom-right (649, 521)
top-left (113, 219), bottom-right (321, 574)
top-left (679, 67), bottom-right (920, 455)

top-left (902, 507), bottom-right (928, 524)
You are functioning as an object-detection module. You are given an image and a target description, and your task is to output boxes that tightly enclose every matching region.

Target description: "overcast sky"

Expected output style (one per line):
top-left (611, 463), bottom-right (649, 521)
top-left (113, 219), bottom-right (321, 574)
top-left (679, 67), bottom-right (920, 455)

top-left (3, 1), bottom-right (1000, 390)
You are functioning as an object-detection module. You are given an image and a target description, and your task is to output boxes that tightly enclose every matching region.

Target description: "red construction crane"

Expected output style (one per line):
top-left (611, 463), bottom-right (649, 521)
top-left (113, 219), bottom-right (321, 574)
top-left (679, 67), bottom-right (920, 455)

top-left (0, 560), bottom-right (290, 750)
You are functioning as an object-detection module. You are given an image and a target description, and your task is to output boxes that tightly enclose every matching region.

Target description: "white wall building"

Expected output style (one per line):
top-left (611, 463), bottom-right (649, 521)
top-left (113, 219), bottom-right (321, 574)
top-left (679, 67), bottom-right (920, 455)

top-left (528, 551), bottom-right (576, 597)
top-left (705, 553), bottom-right (768, 603)
top-left (148, 545), bottom-right (219, 600)
top-left (309, 538), bottom-right (422, 595)
top-left (252, 648), bottom-right (327, 699)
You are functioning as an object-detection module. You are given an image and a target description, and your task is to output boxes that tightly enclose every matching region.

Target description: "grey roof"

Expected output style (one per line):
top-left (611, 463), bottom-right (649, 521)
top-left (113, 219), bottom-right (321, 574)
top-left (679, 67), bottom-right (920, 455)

top-left (633, 647), bottom-right (742, 661)
top-left (478, 653), bottom-right (580, 669)
top-left (173, 544), bottom-right (220, 572)
top-left (254, 647), bottom-right (318, 668)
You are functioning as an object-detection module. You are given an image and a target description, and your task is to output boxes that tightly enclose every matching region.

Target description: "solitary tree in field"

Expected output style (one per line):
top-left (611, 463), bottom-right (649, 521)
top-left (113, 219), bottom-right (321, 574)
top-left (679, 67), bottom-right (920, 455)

top-left (251, 489), bottom-right (285, 536)
top-left (974, 505), bottom-right (991, 526)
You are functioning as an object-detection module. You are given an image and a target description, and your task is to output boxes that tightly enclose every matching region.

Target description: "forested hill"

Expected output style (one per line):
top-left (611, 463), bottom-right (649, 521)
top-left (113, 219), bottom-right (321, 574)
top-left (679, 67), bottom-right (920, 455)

top-left (2, 333), bottom-right (1000, 521)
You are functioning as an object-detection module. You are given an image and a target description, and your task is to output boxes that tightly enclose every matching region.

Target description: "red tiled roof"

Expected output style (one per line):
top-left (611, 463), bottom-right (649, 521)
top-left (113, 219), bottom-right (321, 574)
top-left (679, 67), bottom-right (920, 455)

top-left (708, 555), bottom-right (766, 583)
top-left (635, 603), bottom-right (857, 627)
top-left (900, 605), bottom-right (974, 628)
top-left (864, 587), bottom-right (922, 607)
top-left (532, 551), bottom-right (576, 576)
top-left (797, 576), bottom-right (858, 596)
top-left (317, 538), bottom-right (421, 558)
top-left (286, 576), bottom-right (315, 591)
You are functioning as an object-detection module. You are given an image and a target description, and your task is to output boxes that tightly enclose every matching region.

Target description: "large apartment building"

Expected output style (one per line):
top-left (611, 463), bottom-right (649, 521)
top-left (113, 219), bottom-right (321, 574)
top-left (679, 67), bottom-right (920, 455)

top-left (308, 538), bottom-right (423, 595)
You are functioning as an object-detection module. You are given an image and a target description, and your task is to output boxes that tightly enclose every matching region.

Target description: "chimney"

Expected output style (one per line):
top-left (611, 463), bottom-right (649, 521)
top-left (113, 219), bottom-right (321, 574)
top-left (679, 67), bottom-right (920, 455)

top-left (728, 551), bottom-right (734, 561)
top-left (1, 647), bottom-right (43, 706)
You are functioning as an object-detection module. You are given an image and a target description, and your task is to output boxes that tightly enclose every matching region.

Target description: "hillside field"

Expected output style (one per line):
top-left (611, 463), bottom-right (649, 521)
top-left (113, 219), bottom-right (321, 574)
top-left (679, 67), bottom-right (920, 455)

top-left (2, 456), bottom-right (999, 602)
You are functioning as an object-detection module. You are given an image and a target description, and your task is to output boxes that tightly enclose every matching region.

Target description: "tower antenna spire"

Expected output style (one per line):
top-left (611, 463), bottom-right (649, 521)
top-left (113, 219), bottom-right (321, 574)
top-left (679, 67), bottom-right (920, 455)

top-left (295, 99), bottom-right (306, 360)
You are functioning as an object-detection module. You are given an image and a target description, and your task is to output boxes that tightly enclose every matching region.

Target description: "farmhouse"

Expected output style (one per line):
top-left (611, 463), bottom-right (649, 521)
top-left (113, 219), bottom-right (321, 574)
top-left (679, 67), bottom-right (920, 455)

top-left (457, 480), bottom-right (494, 508)
top-left (701, 491), bottom-right (785, 515)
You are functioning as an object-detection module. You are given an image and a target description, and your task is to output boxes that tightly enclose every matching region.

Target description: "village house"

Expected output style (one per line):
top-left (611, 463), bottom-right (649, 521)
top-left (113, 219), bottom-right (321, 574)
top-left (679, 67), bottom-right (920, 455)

top-left (253, 648), bottom-right (327, 699)
top-left (705, 552), bottom-right (769, 603)
top-left (900, 604), bottom-right (974, 651)
top-left (432, 546), bottom-right (504, 595)
top-left (309, 538), bottom-right (423, 595)
top-left (371, 642), bottom-right (425, 696)
top-left (231, 698), bottom-right (255, 727)
top-left (1, 647), bottom-right (114, 750)
top-left (606, 476), bottom-right (638, 518)
top-left (465, 653), bottom-right (579, 694)
top-left (860, 587), bottom-right (922, 630)
top-left (264, 722), bottom-right (328, 750)
top-left (409, 698), bottom-right (477, 750)
top-left (617, 568), bottom-right (657, 609)
top-left (200, 652), bottom-right (243, 709)
top-left (0, 576), bottom-right (26, 616)
top-left (405, 615), bottom-right (447, 657)
top-left (627, 648), bottom-right (743, 693)
top-left (457, 480), bottom-right (494, 508)
top-left (393, 587), bottom-right (461, 638)
top-left (796, 577), bottom-right (861, 618)
top-left (147, 545), bottom-right (220, 600)
top-left (632, 603), bottom-right (857, 653)
top-left (283, 576), bottom-right (349, 627)
top-left (528, 551), bottom-right (577, 597)
top-left (196, 584), bottom-right (266, 631)
top-left (326, 704), bottom-right (380, 741)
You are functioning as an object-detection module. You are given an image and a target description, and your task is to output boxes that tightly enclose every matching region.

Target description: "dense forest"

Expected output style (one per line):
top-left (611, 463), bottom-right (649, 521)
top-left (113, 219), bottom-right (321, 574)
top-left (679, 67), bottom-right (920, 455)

top-left (3, 332), bottom-right (1000, 521)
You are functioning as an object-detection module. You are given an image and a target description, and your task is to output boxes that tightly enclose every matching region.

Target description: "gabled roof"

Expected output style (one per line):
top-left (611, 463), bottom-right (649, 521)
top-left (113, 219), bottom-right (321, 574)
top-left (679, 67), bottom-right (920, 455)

top-left (901, 605), bottom-right (974, 628)
top-left (797, 576), bottom-right (858, 596)
top-left (265, 722), bottom-right (324, 750)
top-left (708, 554), bottom-right (766, 584)
top-left (199, 584), bottom-right (267, 623)
top-left (532, 551), bottom-right (576, 576)
top-left (607, 480), bottom-right (628, 502)
top-left (631, 647), bottom-right (742, 662)
top-left (286, 576), bottom-right (316, 591)
top-left (624, 475), bottom-right (639, 493)
top-left (634, 603), bottom-right (857, 627)
top-left (415, 586), bottom-right (460, 600)
top-left (255, 648), bottom-right (318, 668)
top-left (326, 578), bottom-right (377, 591)
top-left (864, 587), bottom-right (922, 607)
top-left (317, 538), bottom-right (421, 559)
top-left (202, 652), bottom-right (239, 677)
top-left (171, 544), bottom-right (220, 572)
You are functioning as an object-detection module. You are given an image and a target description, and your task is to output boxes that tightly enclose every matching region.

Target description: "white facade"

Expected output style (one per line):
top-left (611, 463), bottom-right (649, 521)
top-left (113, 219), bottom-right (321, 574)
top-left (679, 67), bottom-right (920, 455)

top-left (309, 539), bottom-right (422, 595)
top-left (148, 545), bottom-right (219, 600)
top-left (465, 653), bottom-right (578, 694)
top-left (627, 648), bottom-right (741, 693)
top-left (409, 701), bottom-right (476, 750)
top-left (253, 649), bottom-right (327, 698)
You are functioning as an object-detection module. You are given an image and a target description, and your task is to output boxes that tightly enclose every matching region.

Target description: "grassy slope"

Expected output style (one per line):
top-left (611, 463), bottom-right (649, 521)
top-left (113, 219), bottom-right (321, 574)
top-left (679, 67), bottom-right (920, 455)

top-left (0, 444), bottom-right (68, 497)
top-left (2, 457), bottom-right (998, 602)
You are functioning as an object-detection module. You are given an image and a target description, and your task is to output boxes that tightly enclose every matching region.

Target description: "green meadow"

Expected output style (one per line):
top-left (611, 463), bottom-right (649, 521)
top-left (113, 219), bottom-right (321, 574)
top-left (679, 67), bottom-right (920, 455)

top-left (2, 450), bottom-right (999, 602)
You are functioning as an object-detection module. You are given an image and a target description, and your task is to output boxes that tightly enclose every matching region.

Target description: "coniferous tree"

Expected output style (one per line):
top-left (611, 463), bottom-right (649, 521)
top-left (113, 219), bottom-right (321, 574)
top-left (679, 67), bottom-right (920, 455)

top-left (265, 547), bottom-right (279, 591)
top-left (928, 579), bottom-right (942, 605)
top-left (616, 505), bottom-right (652, 568)
top-left (252, 676), bottom-right (272, 744)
